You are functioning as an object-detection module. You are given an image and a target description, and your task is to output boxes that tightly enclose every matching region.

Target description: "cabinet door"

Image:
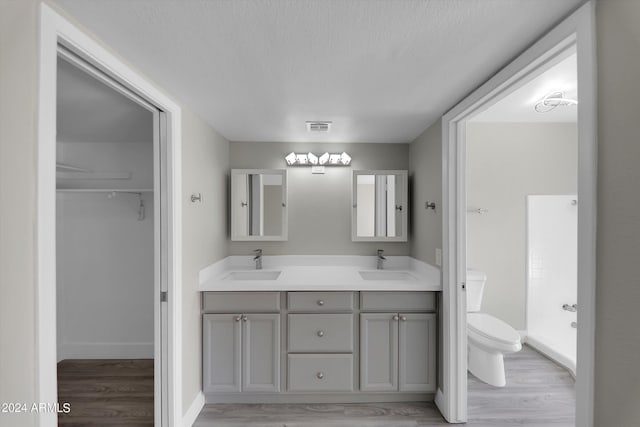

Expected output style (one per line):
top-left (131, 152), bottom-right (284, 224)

top-left (360, 313), bottom-right (398, 391)
top-left (398, 313), bottom-right (437, 392)
top-left (203, 314), bottom-right (241, 393)
top-left (243, 313), bottom-right (281, 392)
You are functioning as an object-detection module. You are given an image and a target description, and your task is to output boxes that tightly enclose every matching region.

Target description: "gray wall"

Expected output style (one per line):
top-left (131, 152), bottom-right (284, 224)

top-left (0, 1), bottom-right (39, 426)
top-left (181, 107), bottom-right (230, 411)
top-left (229, 142), bottom-right (410, 256)
top-left (466, 122), bottom-right (577, 330)
top-left (409, 119), bottom-right (443, 265)
top-left (595, 0), bottom-right (640, 424)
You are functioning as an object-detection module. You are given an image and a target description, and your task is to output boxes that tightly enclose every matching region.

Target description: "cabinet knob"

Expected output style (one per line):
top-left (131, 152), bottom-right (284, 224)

top-left (242, 315), bottom-right (248, 322)
top-left (316, 372), bottom-right (324, 379)
top-left (393, 315), bottom-right (399, 321)
top-left (317, 330), bottom-right (324, 337)
top-left (235, 316), bottom-right (241, 322)
top-left (317, 300), bottom-right (325, 306)
top-left (401, 316), bottom-right (407, 321)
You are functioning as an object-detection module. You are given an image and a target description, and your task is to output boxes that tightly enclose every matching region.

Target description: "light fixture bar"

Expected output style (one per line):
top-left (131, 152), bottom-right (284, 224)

top-left (285, 151), bottom-right (351, 166)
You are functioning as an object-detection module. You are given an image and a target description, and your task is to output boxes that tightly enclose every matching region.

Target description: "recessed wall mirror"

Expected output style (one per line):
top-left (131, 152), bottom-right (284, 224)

top-left (352, 170), bottom-right (408, 242)
top-left (231, 169), bottom-right (288, 241)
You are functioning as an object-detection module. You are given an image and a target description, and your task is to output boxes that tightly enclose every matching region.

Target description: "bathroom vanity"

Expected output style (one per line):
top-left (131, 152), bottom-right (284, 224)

top-left (199, 257), bottom-right (441, 404)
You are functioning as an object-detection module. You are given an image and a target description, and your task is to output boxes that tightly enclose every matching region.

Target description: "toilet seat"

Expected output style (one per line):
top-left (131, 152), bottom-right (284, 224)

top-left (468, 312), bottom-right (521, 346)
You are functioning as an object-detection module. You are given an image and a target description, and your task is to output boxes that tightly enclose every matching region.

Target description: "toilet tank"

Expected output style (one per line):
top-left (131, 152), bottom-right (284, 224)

top-left (466, 269), bottom-right (487, 312)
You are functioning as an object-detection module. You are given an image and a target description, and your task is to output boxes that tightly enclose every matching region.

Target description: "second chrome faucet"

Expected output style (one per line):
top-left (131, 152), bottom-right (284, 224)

top-left (377, 249), bottom-right (386, 270)
top-left (254, 249), bottom-right (262, 270)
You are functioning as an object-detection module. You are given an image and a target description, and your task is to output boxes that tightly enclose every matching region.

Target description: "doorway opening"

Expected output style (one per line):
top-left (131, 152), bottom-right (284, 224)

top-left (464, 49), bottom-right (578, 424)
top-left (439, 3), bottom-right (596, 425)
top-left (55, 48), bottom-right (160, 425)
top-left (38, 6), bottom-right (182, 426)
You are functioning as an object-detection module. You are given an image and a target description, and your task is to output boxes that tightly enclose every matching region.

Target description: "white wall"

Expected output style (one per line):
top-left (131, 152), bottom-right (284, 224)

top-left (466, 122), bottom-right (577, 330)
top-left (56, 141), bottom-right (154, 360)
top-left (229, 141), bottom-right (410, 256)
top-left (181, 107), bottom-right (230, 413)
top-left (595, 0), bottom-right (640, 424)
top-left (0, 1), bottom-right (39, 426)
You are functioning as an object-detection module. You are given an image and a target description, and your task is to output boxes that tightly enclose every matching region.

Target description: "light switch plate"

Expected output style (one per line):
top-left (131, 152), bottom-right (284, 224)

top-left (435, 248), bottom-right (442, 266)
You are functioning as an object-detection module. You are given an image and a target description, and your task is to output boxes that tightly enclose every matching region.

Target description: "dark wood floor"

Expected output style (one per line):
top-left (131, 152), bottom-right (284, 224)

top-left (194, 345), bottom-right (576, 426)
top-left (57, 359), bottom-right (154, 426)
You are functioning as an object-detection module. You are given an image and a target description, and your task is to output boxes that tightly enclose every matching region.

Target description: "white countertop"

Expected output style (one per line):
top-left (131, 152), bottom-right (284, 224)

top-left (199, 255), bottom-right (442, 292)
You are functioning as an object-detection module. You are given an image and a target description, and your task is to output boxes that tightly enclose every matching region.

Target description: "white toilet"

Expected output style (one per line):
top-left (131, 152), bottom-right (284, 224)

top-left (466, 269), bottom-right (522, 387)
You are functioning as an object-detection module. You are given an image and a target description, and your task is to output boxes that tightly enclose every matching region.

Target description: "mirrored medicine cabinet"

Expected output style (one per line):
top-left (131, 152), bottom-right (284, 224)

top-left (352, 170), bottom-right (408, 242)
top-left (230, 169), bottom-right (288, 241)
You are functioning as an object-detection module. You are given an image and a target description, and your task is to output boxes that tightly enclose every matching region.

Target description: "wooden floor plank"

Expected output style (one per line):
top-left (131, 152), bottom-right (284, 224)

top-left (57, 359), bottom-right (154, 426)
top-left (194, 345), bottom-right (575, 426)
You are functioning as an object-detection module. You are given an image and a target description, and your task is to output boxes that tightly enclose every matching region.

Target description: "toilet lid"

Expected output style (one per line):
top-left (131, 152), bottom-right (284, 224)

top-left (467, 313), bottom-right (521, 345)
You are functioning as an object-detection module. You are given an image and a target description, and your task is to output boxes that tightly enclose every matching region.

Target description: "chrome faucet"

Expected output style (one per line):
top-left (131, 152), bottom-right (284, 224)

top-left (254, 249), bottom-right (263, 270)
top-left (377, 249), bottom-right (386, 270)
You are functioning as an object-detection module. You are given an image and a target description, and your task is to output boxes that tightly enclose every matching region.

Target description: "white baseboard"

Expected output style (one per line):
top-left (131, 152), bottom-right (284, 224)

top-left (525, 335), bottom-right (576, 377)
top-left (183, 391), bottom-right (205, 427)
top-left (57, 342), bottom-right (154, 360)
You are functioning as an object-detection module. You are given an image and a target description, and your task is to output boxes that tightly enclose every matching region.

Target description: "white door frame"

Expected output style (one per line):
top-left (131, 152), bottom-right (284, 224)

top-left (439, 2), bottom-right (596, 425)
top-left (37, 4), bottom-right (183, 426)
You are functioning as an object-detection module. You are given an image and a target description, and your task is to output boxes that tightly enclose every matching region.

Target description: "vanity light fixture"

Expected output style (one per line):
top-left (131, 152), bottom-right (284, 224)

top-left (284, 151), bottom-right (352, 167)
top-left (285, 152), bottom-right (297, 165)
top-left (340, 152), bottom-right (352, 165)
top-left (534, 90), bottom-right (578, 113)
top-left (318, 152), bottom-right (330, 165)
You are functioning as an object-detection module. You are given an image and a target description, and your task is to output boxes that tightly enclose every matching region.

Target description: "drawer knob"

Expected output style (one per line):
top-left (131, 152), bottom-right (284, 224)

top-left (316, 372), bottom-right (324, 379)
top-left (242, 315), bottom-right (248, 322)
top-left (317, 300), bottom-right (325, 306)
top-left (235, 316), bottom-right (241, 322)
top-left (393, 315), bottom-right (399, 321)
top-left (317, 330), bottom-right (325, 337)
top-left (401, 316), bottom-right (407, 321)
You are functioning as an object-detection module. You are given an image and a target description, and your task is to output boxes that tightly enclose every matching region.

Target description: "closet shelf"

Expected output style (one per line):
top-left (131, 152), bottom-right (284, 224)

top-left (56, 188), bottom-right (153, 193)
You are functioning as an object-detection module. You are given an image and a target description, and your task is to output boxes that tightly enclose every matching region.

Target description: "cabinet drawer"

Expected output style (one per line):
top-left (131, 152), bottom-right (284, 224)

top-left (288, 314), bottom-right (353, 353)
top-left (288, 354), bottom-right (353, 392)
top-left (360, 292), bottom-right (436, 312)
top-left (288, 292), bottom-right (354, 312)
top-left (202, 292), bottom-right (280, 313)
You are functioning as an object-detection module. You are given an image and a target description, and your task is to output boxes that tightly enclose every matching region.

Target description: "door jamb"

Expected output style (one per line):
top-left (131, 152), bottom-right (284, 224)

top-left (438, 2), bottom-right (596, 425)
top-left (37, 4), bottom-right (183, 426)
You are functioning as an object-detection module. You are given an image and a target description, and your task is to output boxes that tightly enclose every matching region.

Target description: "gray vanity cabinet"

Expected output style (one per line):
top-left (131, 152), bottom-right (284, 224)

top-left (203, 314), bottom-right (241, 393)
top-left (202, 293), bottom-right (281, 394)
top-left (360, 292), bottom-right (437, 393)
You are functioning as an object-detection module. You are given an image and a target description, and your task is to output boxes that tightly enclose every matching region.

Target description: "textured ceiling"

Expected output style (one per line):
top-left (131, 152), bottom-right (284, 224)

top-left (53, 0), bottom-right (583, 143)
top-left (57, 57), bottom-right (152, 143)
top-left (472, 52), bottom-right (578, 123)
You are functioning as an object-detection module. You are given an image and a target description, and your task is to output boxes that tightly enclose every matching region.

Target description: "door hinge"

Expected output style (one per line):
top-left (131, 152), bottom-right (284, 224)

top-left (160, 291), bottom-right (168, 302)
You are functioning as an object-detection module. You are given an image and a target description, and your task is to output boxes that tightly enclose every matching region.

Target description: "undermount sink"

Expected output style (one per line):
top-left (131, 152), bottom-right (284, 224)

top-left (359, 270), bottom-right (416, 281)
top-left (224, 270), bottom-right (282, 281)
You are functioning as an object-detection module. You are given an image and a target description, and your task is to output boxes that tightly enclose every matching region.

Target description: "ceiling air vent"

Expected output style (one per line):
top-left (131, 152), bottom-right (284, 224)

top-left (306, 121), bottom-right (332, 132)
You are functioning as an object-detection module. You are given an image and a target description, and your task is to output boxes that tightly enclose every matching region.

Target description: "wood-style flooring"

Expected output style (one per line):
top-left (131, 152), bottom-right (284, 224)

top-left (57, 359), bottom-right (154, 426)
top-left (194, 345), bottom-right (576, 427)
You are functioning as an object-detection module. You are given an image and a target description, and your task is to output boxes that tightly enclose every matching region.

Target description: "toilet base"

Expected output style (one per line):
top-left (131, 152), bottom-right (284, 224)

top-left (468, 343), bottom-right (506, 387)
